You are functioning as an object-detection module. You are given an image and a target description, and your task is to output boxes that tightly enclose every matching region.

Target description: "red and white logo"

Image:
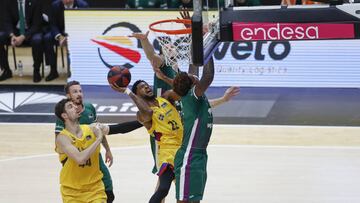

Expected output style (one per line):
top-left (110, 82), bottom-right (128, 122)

top-left (233, 22), bottom-right (355, 41)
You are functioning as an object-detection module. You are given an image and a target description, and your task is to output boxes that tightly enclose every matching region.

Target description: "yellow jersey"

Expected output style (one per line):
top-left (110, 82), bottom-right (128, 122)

top-left (148, 97), bottom-right (183, 174)
top-left (57, 125), bottom-right (104, 190)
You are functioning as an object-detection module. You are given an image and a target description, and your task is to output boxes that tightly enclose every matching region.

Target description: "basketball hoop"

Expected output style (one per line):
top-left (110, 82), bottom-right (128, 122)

top-left (149, 19), bottom-right (192, 69)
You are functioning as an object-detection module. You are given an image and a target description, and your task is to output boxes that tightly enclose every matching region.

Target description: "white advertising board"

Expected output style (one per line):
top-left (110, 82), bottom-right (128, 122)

top-left (66, 10), bottom-right (360, 88)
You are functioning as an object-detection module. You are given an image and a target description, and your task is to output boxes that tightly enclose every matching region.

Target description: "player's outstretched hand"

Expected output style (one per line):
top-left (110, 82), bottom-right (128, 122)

top-left (129, 31), bottom-right (149, 40)
top-left (178, 7), bottom-right (191, 29)
top-left (223, 87), bottom-right (240, 102)
top-left (110, 83), bottom-right (127, 93)
top-left (179, 7), bottom-right (190, 20)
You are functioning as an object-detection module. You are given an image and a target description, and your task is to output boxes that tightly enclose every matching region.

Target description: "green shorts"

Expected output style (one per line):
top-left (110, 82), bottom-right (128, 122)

top-left (99, 153), bottom-right (113, 191)
top-left (174, 147), bottom-right (208, 201)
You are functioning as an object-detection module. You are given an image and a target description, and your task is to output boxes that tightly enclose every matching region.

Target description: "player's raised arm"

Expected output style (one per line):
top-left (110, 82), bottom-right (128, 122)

top-left (110, 83), bottom-right (153, 123)
top-left (161, 89), bottom-right (181, 104)
top-left (129, 31), bottom-right (164, 68)
top-left (194, 57), bottom-right (215, 97)
top-left (151, 61), bottom-right (174, 86)
top-left (188, 63), bottom-right (199, 76)
top-left (209, 86), bottom-right (240, 108)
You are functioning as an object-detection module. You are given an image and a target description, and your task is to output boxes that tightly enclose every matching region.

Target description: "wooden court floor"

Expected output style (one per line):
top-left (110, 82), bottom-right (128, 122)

top-left (0, 123), bottom-right (360, 203)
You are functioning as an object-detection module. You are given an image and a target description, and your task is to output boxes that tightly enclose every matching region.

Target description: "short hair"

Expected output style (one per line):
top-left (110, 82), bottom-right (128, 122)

top-left (131, 80), bottom-right (146, 95)
top-left (64, 80), bottom-right (80, 94)
top-left (55, 98), bottom-right (71, 122)
top-left (173, 72), bottom-right (193, 97)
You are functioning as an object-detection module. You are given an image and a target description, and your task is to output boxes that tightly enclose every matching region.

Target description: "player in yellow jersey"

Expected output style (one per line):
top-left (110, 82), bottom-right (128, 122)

top-left (55, 98), bottom-right (107, 203)
top-left (111, 80), bottom-right (183, 203)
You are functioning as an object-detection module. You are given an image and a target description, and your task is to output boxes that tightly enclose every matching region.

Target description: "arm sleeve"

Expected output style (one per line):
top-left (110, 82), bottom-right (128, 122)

top-left (108, 120), bottom-right (143, 135)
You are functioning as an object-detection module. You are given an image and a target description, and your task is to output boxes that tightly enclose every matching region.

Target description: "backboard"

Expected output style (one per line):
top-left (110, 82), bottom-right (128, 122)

top-left (191, 0), bottom-right (222, 66)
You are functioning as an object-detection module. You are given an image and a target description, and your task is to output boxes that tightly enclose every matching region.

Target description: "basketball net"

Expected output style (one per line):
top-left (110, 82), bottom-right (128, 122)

top-left (149, 19), bottom-right (192, 70)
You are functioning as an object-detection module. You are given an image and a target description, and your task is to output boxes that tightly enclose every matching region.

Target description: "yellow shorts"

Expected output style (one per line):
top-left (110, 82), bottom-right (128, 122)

top-left (61, 180), bottom-right (107, 203)
top-left (158, 146), bottom-right (179, 168)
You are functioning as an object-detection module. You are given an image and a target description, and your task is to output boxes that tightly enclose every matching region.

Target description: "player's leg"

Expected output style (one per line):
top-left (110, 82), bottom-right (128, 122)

top-left (175, 149), bottom-right (208, 202)
top-left (149, 166), bottom-right (175, 203)
top-left (154, 179), bottom-right (166, 203)
top-left (151, 62), bottom-right (178, 203)
top-left (99, 154), bottom-right (115, 203)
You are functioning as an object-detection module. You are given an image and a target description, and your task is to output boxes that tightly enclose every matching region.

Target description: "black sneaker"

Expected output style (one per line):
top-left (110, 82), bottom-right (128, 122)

top-left (0, 70), bottom-right (13, 81)
top-left (33, 71), bottom-right (41, 83)
top-left (45, 72), bottom-right (59, 81)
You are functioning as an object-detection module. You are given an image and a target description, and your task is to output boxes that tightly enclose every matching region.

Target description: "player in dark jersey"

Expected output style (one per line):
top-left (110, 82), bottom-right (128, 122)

top-left (154, 56), bottom-right (218, 202)
top-left (55, 80), bottom-right (143, 203)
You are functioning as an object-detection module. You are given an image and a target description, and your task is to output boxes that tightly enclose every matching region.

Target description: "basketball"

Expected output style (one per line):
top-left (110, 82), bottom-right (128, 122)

top-left (107, 66), bottom-right (131, 87)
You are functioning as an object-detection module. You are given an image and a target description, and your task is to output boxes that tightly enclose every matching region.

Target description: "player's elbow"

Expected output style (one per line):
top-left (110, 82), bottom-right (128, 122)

top-left (201, 74), bottom-right (214, 86)
top-left (73, 157), bottom-right (86, 165)
top-left (147, 109), bottom-right (153, 115)
top-left (141, 109), bottom-right (153, 117)
top-left (73, 154), bottom-right (88, 165)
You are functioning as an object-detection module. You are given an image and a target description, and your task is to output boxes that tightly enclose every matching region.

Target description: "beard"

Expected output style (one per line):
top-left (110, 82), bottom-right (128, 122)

top-left (144, 94), bottom-right (156, 101)
top-left (73, 97), bottom-right (83, 106)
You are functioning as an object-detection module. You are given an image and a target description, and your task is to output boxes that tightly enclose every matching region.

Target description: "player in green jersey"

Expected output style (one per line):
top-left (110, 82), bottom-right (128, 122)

top-left (132, 28), bottom-right (239, 202)
top-left (154, 56), bottom-right (218, 202)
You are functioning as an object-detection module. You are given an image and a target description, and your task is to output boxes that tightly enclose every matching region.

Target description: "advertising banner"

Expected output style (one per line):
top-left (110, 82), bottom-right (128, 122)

top-left (232, 22), bottom-right (355, 41)
top-left (66, 10), bottom-right (360, 88)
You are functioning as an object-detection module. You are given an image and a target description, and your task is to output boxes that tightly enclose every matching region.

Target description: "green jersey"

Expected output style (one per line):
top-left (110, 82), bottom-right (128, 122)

top-left (153, 64), bottom-right (176, 96)
top-left (54, 102), bottom-right (113, 191)
top-left (174, 86), bottom-right (213, 201)
top-left (179, 86), bottom-right (213, 149)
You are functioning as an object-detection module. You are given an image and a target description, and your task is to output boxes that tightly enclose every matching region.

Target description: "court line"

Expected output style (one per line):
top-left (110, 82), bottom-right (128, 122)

top-left (0, 122), bottom-right (359, 129)
top-left (1, 144), bottom-right (360, 163)
top-left (0, 145), bottom-right (149, 163)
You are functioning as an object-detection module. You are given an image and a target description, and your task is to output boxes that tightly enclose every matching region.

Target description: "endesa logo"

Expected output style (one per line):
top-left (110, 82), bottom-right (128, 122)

top-left (233, 22), bottom-right (355, 41)
top-left (91, 22), bottom-right (143, 69)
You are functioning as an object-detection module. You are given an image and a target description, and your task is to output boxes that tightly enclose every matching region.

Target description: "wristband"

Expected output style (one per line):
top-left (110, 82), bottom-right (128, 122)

top-left (125, 88), bottom-right (132, 95)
